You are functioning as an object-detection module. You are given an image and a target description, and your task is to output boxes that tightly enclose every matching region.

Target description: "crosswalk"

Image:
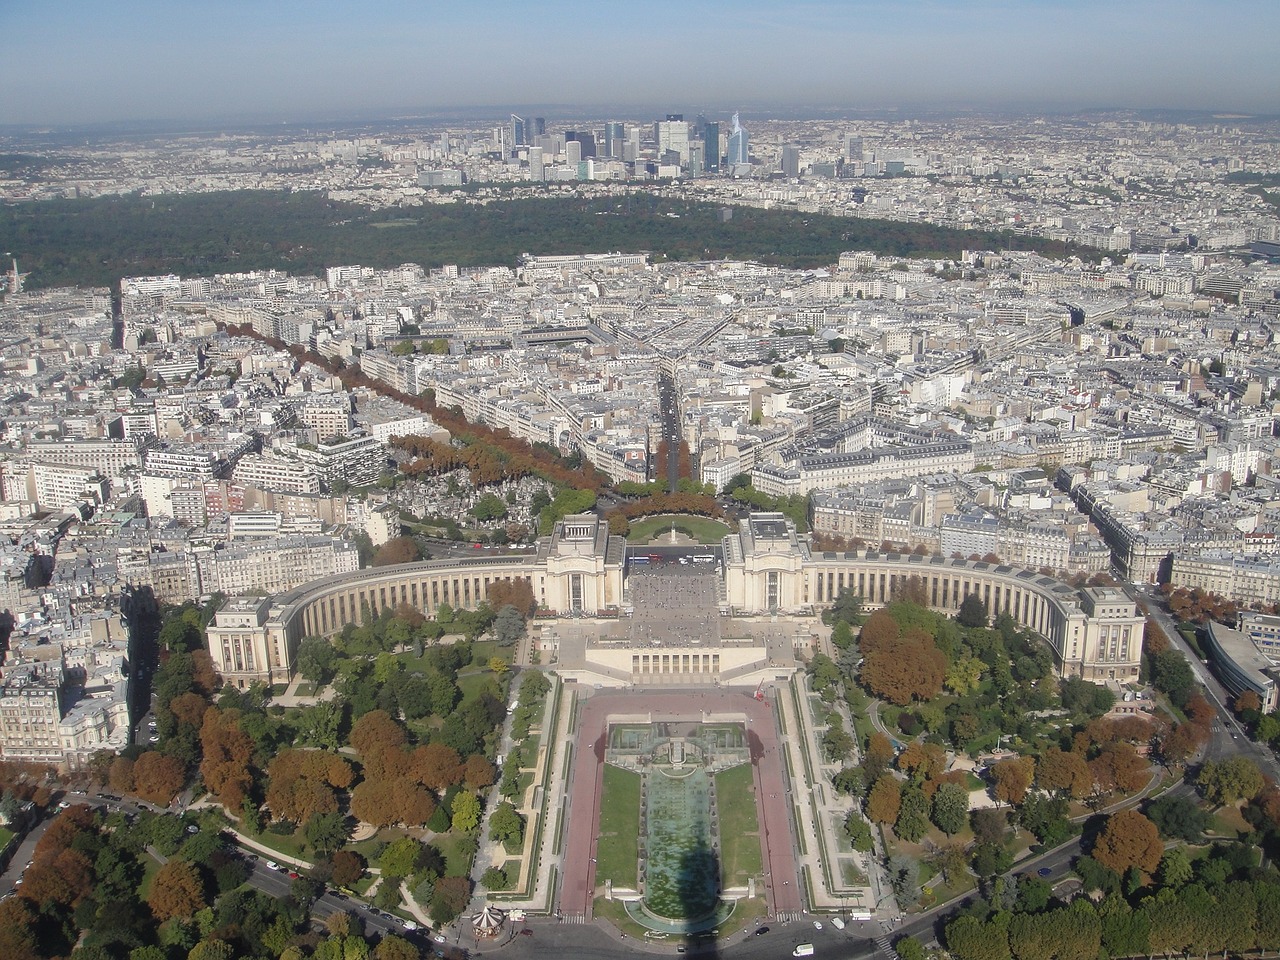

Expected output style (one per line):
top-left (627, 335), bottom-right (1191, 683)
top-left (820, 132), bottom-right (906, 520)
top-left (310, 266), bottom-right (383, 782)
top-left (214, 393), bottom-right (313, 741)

top-left (874, 935), bottom-right (900, 960)
top-left (559, 913), bottom-right (588, 924)
top-left (774, 911), bottom-right (804, 922)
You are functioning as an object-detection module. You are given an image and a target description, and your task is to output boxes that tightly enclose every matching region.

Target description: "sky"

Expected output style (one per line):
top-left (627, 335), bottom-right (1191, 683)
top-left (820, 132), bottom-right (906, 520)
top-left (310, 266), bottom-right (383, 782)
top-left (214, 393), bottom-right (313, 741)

top-left (2, 0), bottom-right (1278, 126)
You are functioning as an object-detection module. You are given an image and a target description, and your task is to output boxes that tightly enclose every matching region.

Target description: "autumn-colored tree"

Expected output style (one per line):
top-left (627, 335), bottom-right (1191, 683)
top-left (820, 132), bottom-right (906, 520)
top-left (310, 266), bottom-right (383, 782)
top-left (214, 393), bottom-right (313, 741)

top-left (897, 741), bottom-right (946, 784)
top-left (865, 731), bottom-right (895, 774)
top-left (1234, 690), bottom-right (1262, 715)
top-left (374, 935), bottom-right (421, 960)
top-left (350, 709), bottom-right (407, 757)
top-left (486, 577), bottom-right (537, 618)
top-left (1089, 742), bottom-right (1149, 795)
top-left (148, 859), bottom-right (207, 921)
top-left (350, 780), bottom-right (398, 829)
top-left (1035, 748), bottom-right (1093, 799)
top-left (412, 742), bottom-right (464, 791)
top-left (991, 755), bottom-right (1036, 806)
top-left (33, 804), bottom-right (96, 861)
top-left (1091, 809), bottom-right (1162, 874)
top-left (170, 691), bottom-right (210, 730)
top-left (190, 649), bottom-right (221, 696)
top-left (199, 707), bottom-right (255, 811)
top-left (429, 875), bottom-right (473, 925)
top-left (0, 897), bottom-right (40, 960)
top-left (265, 749), bottom-right (346, 825)
top-left (865, 774), bottom-right (903, 825)
top-left (373, 536), bottom-right (423, 567)
top-left (1160, 721), bottom-right (1209, 765)
top-left (331, 850), bottom-right (366, 888)
top-left (18, 848), bottom-right (92, 907)
top-left (107, 755), bottom-right (136, 794)
top-left (862, 632), bottom-right (947, 705)
top-left (858, 609), bottom-right (901, 651)
top-left (462, 754), bottom-right (495, 789)
top-left (132, 750), bottom-right (186, 805)
top-left (1184, 692), bottom-right (1216, 727)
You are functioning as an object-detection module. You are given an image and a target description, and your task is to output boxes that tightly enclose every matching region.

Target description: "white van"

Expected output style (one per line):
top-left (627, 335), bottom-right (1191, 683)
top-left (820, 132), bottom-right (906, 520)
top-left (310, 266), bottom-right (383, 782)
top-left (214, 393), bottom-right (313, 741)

top-left (830, 917), bottom-right (845, 930)
top-left (792, 945), bottom-right (815, 957)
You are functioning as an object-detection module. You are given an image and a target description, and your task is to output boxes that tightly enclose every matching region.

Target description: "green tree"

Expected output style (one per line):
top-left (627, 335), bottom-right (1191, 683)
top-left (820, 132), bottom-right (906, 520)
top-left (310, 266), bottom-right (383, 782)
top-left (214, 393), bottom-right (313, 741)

top-left (1157, 848), bottom-right (1193, 888)
top-left (843, 811), bottom-right (874, 852)
top-left (493, 605), bottom-right (526, 647)
top-left (450, 792), bottom-right (482, 834)
top-left (957, 593), bottom-right (989, 628)
top-left (894, 784), bottom-right (930, 842)
top-left (305, 811), bottom-right (350, 855)
top-left (930, 781), bottom-right (969, 836)
top-left (1198, 756), bottom-right (1265, 805)
top-left (379, 837), bottom-right (425, 879)
top-left (489, 801), bottom-right (525, 847)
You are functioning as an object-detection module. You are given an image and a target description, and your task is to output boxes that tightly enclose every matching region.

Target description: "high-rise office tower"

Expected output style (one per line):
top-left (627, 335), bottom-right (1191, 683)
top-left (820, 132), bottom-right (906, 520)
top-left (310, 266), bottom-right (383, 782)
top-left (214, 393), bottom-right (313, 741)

top-left (565, 140), bottom-right (582, 165)
top-left (565, 131), bottom-right (596, 158)
top-left (782, 145), bottom-right (801, 178)
top-left (603, 121), bottom-right (625, 158)
top-left (511, 114), bottom-right (527, 154)
top-left (657, 117), bottom-right (690, 164)
top-left (845, 135), bottom-right (863, 161)
top-left (533, 117), bottom-right (546, 137)
top-left (727, 112), bottom-right (749, 170)
top-left (529, 147), bottom-right (544, 182)
top-left (703, 122), bottom-right (720, 173)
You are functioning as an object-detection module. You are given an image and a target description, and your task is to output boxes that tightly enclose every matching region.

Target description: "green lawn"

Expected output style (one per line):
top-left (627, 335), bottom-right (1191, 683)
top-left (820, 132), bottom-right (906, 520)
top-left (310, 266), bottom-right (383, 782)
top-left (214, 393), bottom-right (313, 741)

top-left (243, 827), bottom-right (309, 861)
top-left (138, 853), bottom-right (165, 899)
top-left (433, 831), bottom-right (477, 877)
top-left (596, 765), bottom-right (641, 890)
top-left (626, 514), bottom-right (731, 544)
top-left (0, 826), bottom-right (14, 849)
top-left (715, 764), bottom-right (763, 887)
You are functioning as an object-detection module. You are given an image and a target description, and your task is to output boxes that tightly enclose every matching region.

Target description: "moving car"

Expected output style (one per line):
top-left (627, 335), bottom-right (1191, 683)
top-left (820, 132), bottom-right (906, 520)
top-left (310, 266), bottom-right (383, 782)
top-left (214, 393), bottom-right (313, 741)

top-left (793, 945), bottom-right (815, 957)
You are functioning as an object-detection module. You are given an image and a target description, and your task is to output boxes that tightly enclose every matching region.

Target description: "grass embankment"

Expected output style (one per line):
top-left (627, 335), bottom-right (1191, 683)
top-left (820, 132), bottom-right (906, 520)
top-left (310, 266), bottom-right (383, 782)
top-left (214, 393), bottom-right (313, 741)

top-left (715, 764), bottom-right (763, 888)
top-left (596, 765), bottom-right (642, 889)
top-left (627, 515), bottom-right (732, 544)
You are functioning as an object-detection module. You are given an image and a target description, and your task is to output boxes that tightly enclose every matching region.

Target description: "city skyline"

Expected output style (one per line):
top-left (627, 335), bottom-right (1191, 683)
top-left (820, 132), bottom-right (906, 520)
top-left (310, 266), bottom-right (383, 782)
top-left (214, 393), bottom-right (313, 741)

top-left (2, 0), bottom-right (1279, 126)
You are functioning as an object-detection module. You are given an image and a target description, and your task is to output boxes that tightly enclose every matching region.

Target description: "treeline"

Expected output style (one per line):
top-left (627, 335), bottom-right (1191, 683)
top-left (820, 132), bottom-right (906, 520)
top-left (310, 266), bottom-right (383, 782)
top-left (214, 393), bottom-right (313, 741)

top-left (229, 325), bottom-right (608, 494)
top-left (6, 189), bottom-right (1101, 291)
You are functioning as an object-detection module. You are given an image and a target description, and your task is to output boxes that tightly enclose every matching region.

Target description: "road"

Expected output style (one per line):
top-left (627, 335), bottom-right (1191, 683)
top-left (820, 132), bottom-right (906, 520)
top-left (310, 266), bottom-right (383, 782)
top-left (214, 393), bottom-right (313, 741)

top-left (1130, 584), bottom-right (1280, 779)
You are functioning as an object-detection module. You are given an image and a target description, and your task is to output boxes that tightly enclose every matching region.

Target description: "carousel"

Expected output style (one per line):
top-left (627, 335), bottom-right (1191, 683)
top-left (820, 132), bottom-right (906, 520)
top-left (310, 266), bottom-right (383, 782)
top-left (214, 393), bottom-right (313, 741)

top-left (470, 904), bottom-right (506, 940)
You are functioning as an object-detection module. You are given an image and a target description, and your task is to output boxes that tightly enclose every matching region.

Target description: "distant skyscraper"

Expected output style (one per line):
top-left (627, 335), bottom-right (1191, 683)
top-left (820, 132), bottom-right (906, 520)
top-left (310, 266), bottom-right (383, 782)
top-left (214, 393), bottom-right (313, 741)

top-left (727, 113), bottom-right (749, 171)
top-left (845, 135), bottom-right (863, 162)
top-left (703, 122), bottom-right (720, 173)
top-left (782, 145), bottom-right (801, 178)
top-left (510, 114), bottom-right (527, 154)
top-left (529, 147), bottom-right (544, 182)
top-left (565, 131), bottom-right (596, 158)
top-left (533, 117), bottom-right (546, 137)
top-left (657, 117), bottom-right (690, 164)
top-left (603, 121), bottom-right (625, 158)
top-left (565, 140), bottom-right (582, 165)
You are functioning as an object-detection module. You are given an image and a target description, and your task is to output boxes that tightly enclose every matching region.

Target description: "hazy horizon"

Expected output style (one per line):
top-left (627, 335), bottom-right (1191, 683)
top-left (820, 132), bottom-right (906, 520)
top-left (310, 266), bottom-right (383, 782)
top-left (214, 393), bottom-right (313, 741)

top-left (2, 0), bottom-right (1278, 127)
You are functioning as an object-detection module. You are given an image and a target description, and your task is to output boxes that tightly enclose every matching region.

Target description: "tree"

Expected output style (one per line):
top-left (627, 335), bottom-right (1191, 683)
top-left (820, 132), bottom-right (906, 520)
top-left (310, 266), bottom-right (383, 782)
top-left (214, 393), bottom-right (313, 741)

top-left (450, 791), bottom-right (482, 833)
top-left (970, 807), bottom-right (1009, 846)
top-left (350, 709), bottom-right (406, 757)
top-left (1198, 756), bottom-right (1265, 805)
top-left (971, 841), bottom-right (1013, 879)
top-left (844, 811), bottom-right (874, 852)
top-left (331, 850), bottom-right (366, 888)
top-left (187, 942), bottom-right (235, 960)
top-left (1149, 648), bottom-right (1195, 706)
top-left (957, 593), bottom-right (988, 628)
top-left (296, 637), bottom-right (341, 683)
top-left (1091, 809), bottom-right (1162, 875)
top-left (1035, 748), bottom-right (1092, 798)
top-left (1145, 793), bottom-right (1209, 842)
top-left (379, 837), bottom-right (426, 879)
top-left (374, 936), bottom-right (420, 960)
top-left (132, 751), bottom-right (186, 805)
top-left (372, 536), bottom-right (423, 566)
top-left (148, 860), bottom-right (207, 921)
top-left (991, 755), bottom-right (1036, 806)
top-left (945, 915), bottom-right (1010, 960)
top-left (865, 774), bottom-right (902, 826)
top-left (861, 632), bottom-right (947, 705)
top-left (199, 707), bottom-right (255, 811)
top-left (493, 605), bottom-right (526, 647)
top-left (429, 875), bottom-right (472, 925)
top-left (462, 754), bottom-right (495, 790)
top-left (1157, 848), bottom-right (1193, 889)
top-left (930, 781), bottom-right (969, 836)
top-left (894, 784), bottom-right (930, 842)
top-left (489, 801), bottom-right (525, 847)
top-left (305, 811), bottom-right (350, 855)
